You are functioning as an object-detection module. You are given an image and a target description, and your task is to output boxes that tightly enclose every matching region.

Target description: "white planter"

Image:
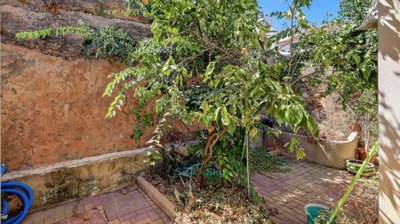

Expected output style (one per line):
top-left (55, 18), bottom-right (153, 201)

top-left (264, 132), bottom-right (358, 169)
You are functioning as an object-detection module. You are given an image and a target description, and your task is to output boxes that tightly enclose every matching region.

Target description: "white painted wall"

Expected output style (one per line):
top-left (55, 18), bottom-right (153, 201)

top-left (378, 0), bottom-right (400, 223)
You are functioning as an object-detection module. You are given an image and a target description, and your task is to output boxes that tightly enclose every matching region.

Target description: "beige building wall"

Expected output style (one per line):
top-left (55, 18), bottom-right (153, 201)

top-left (378, 0), bottom-right (400, 223)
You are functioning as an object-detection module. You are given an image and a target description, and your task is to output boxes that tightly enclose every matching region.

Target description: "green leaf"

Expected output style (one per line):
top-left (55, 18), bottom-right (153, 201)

top-left (221, 107), bottom-right (230, 126)
top-left (228, 120), bottom-right (236, 134)
top-left (213, 107), bottom-right (222, 121)
top-left (361, 63), bottom-right (372, 80)
top-left (352, 54), bottom-right (361, 65)
top-left (153, 154), bottom-right (161, 160)
top-left (205, 61), bottom-right (216, 79)
top-left (249, 127), bottom-right (258, 138)
top-left (296, 148), bottom-right (306, 160)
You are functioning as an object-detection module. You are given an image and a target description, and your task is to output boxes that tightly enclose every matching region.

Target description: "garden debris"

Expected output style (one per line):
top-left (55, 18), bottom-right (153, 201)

top-left (146, 172), bottom-right (271, 223)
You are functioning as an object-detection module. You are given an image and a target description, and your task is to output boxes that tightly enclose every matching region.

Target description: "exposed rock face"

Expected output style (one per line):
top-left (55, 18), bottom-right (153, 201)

top-left (1, 1), bottom-right (150, 57)
top-left (1, 43), bottom-right (146, 170)
top-left (0, 41), bottom-right (198, 171)
top-left (2, 0), bottom-right (137, 17)
top-left (0, 1), bottom-right (198, 172)
top-left (0, 0), bottom-right (153, 171)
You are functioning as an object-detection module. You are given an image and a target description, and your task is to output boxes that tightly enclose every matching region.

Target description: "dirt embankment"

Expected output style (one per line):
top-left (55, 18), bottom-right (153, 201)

top-left (0, 1), bottom-right (194, 171)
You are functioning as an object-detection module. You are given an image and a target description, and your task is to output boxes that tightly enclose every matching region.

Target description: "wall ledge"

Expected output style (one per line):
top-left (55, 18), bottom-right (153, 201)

top-left (3, 147), bottom-right (154, 181)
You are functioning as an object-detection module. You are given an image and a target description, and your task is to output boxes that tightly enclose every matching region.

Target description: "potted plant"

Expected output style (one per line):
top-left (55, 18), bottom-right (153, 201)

top-left (354, 89), bottom-right (378, 163)
top-left (345, 159), bottom-right (376, 176)
top-left (304, 204), bottom-right (336, 224)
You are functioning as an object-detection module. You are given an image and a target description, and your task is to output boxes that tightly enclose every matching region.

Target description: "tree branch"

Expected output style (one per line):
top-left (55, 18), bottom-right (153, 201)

top-left (290, 69), bottom-right (322, 86)
top-left (188, 29), bottom-right (241, 65)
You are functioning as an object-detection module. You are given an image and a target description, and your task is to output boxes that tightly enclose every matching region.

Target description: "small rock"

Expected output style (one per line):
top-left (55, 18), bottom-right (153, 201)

top-left (302, 91), bottom-right (309, 98)
top-left (83, 213), bottom-right (90, 221)
top-left (175, 145), bottom-right (189, 156)
top-left (158, 185), bottom-right (166, 194)
top-left (121, 188), bottom-right (128, 195)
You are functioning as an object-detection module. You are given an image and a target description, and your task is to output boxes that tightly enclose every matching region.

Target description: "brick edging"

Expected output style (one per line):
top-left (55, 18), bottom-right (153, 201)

top-left (136, 176), bottom-right (176, 219)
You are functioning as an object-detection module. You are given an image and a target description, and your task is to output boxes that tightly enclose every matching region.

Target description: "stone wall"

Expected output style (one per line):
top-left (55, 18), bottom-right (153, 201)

top-left (2, 148), bottom-right (152, 210)
top-left (0, 1), bottom-right (192, 171)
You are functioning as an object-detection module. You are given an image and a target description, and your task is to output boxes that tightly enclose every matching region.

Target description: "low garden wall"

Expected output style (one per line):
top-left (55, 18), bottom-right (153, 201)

top-left (2, 147), bottom-right (153, 211)
top-left (264, 132), bottom-right (358, 169)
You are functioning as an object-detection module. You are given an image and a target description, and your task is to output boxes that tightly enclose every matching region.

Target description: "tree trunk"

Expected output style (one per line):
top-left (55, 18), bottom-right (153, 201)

top-left (198, 125), bottom-right (228, 188)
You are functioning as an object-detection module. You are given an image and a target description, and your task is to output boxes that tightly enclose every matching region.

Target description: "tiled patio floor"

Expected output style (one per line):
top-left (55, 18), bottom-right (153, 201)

top-left (23, 185), bottom-right (170, 224)
top-left (251, 160), bottom-right (378, 224)
top-left (22, 161), bottom-right (377, 224)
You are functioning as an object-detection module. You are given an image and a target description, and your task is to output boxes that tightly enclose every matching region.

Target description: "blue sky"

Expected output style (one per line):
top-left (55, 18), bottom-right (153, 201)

top-left (258, 0), bottom-right (341, 31)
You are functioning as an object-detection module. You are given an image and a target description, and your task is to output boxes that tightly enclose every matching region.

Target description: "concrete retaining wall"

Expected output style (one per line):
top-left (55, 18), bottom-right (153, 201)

top-left (3, 147), bottom-right (153, 211)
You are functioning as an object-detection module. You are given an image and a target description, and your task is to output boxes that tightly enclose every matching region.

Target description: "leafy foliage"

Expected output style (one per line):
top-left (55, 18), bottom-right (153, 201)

top-left (276, 0), bottom-right (377, 107)
top-left (309, 0), bottom-right (378, 146)
top-left (16, 20), bottom-right (137, 62)
top-left (249, 148), bottom-right (289, 174)
top-left (185, 129), bottom-right (247, 185)
top-left (15, 26), bottom-right (87, 39)
top-left (102, 0), bottom-right (319, 189)
top-left (15, 0), bottom-right (319, 190)
top-left (83, 26), bottom-right (137, 60)
top-left (268, 0), bottom-right (377, 146)
top-left (354, 89), bottom-right (378, 148)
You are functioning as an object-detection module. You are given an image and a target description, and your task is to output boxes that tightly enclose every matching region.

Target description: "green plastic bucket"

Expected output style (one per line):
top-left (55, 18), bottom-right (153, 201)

top-left (304, 204), bottom-right (336, 224)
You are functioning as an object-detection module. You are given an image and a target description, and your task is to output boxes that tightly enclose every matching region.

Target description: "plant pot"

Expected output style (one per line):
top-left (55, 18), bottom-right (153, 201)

top-left (351, 122), bottom-right (361, 132)
top-left (369, 154), bottom-right (377, 164)
top-left (304, 204), bottom-right (336, 224)
top-left (356, 147), bottom-right (377, 163)
top-left (345, 159), bottom-right (376, 176)
top-left (356, 147), bottom-right (367, 160)
top-left (374, 156), bottom-right (379, 166)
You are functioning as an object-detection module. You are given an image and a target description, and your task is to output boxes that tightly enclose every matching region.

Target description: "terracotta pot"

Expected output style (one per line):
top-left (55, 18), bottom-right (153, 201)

top-left (356, 147), bottom-right (367, 160)
top-left (374, 156), bottom-right (379, 166)
top-left (351, 122), bottom-right (361, 132)
top-left (356, 147), bottom-right (377, 163)
top-left (369, 154), bottom-right (377, 164)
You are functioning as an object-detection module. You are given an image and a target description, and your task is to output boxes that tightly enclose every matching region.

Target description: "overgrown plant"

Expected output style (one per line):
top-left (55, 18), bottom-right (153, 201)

top-left (268, 0), bottom-right (378, 150)
top-left (16, 0), bottom-right (319, 191)
top-left (103, 0), bottom-right (319, 188)
top-left (280, 0), bottom-right (377, 107)
top-left (354, 89), bottom-right (378, 152)
top-left (268, 0), bottom-right (312, 82)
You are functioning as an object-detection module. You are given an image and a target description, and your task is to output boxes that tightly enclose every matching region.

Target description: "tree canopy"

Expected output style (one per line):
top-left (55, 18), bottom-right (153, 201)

top-left (102, 0), bottom-right (318, 185)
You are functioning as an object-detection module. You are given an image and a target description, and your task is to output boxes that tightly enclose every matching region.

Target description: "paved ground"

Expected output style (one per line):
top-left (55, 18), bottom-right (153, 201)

top-left (251, 160), bottom-right (378, 224)
top-left (22, 160), bottom-right (377, 224)
top-left (23, 185), bottom-right (170, 224)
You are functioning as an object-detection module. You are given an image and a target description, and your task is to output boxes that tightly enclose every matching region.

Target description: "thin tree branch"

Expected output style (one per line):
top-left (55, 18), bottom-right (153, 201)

top-left (287, 2), bottom-right (297, 76)
top-left (187, 29), bottom-right (241, 65)
top-left (290, 69), bottom-right (321, 86)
